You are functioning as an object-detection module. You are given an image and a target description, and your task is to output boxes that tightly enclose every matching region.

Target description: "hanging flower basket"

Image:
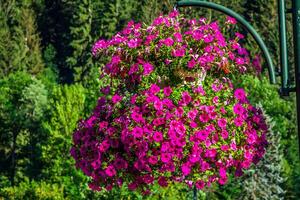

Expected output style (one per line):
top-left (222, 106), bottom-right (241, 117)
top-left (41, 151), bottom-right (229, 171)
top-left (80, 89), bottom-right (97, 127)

top-left (70, 10), bottom-right (268, 194)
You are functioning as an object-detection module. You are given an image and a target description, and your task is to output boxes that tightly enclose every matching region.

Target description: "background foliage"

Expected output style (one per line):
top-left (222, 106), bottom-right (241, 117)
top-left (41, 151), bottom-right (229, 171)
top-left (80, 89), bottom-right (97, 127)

top-left (0, 0), bottom-right (299, 199)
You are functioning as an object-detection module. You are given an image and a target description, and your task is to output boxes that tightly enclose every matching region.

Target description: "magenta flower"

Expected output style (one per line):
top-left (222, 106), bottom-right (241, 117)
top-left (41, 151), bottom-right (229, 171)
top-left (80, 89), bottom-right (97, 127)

top-left (234, 117), bottom-right (244, 126)
top-left (148, 156), bottom-right (158, 165)
top-left (153, 131), bottom-right (163, 142)
top-left (114, 158), bottom-right (128, 169)
top-left (161, 153), bottom-right (172, 163)
top-left (235, 32), bottom-right (245, 39)
top-left (111, 55), bottom-right (121, 64)
top-left (131, 112), bottom-right (144, 123)
top-left (218, 177), bottom-right (228, 185)
top-left (205, 148), bottom-right (217, 158)
top-left (233, 103), bottom-right (245, 115)
top-left (88, 182), bottom-right (102, 191)
top-left (174, 32), bottom-right (183, 42)
top-left (149, 84), bottom-right (160, 94)
top-left (92, 39), bottom-right (107, 55)
top-left (221, 130), bottom-right (229, 140)
top-left (212, 96), bottom-right (219, 104)
top-left (195, 130), bottom-right (209, 141)
top-left (132, 126), bottom-right (143, 138)
top-left (163, 86), bottom-right (172, 97)
top-left (172, 47), bottom-right (186, 57)
top-left (226, 16), bottom-right (237, 24)
top-left (154, 100), bottom-right (163, 111)
top-left (98, 121), bottom-right (108, 130)
top-left (129, 63), bottom-right (139, 75)
top-left (128, 182), bottom-right (138, 190)
top-left (187, 109), bottom-right (198, 121)
top-left (189, 153), bottom-right (200, 163)
top-left (143, 62), bottom-right (154, 75)
top-left (99, 140), bottom-right (110, 152)
top-left (181, 163), bottom-right (191, 176)
top-left (217, 118), bottom-right (227, 129)
top-left (161, 142), bottom-right (170, 152)
top-left (203, 34), bottom-right (214, 43)
top-left (219, 167), bottom-right (227, 178)
top-left (162, 37), bottom-right (174, 46)
top-left (105, 165), bottom-right (116, 177)
top-left (112, 94), bottom-right (123, 104)
top-left (158, 176), bottom-right (168, 187)
top-left (235, 57), bottom-right (245, 65)
top-left (234, 88), bottom-right (246, 101)
top-left (189, 121), bottom-right (198, 128)
top-left (127, 38), bottom-right (139, 48)
top-left (199, 114), bottom-right (210, 123)
top-left (182, 91), bottom-right (192, 104)
top-left (195, 180), bottom-right (205, 189)
top-left (192, 30), bottom-right (202, 40)
top-left (187, 59), bottom-right (197, 69)
top-left (175, 123), bottom-right (186, 135)
top-left (221, 145), bottom-right (229, 151)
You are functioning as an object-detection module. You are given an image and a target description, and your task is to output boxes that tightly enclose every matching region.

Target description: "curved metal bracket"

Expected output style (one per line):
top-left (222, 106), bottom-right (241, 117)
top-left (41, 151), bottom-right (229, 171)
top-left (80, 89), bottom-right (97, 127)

top-left (175, 0), bottom-right (276, 84)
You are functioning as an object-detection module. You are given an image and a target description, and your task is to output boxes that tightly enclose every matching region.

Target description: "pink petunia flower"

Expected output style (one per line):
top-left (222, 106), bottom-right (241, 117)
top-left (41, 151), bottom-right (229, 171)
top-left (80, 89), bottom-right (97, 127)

top-left (234, 88), bottom-right (246, 101)
top-left (172, 47), bottom-right (186, 57)
top-left (161, 153), bottom-right (172, 163)
top-left (174, 32), bottom-right (183, 42)
top-left (234, 117), bottom-right (244, 126)
top-left (217, 118), bottom-right (227, 129)
top-left (112, 94), bottom-right (123, 104)
top-left (162, 37), bottom-right (174, 46)
top-left (163, 86), bottom-right (172, 97)
top-left (105, 165), bottom-right (116, 177)
top-left (132, 127), bottom-right (143, 138)
top-left (182, 91), bottom-right (192, 104)
top-left (143, 62), bottom-right (154, 75)
top-left (181, 163), bottom-right (191, 176)
top-left (153, 131), bottom-right (163, 142)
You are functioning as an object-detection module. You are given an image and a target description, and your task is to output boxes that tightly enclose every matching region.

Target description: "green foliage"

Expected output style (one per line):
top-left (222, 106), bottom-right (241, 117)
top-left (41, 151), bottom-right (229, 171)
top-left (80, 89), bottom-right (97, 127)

top-left (140, 0), bottom-right (173, 25)
top-left (40, 44), bottom-right (59, 85)
top-left (0, 72), bottom-right (48, 186)
top-left (0, 0), bottom-right (44, 77)
top-left (243, 0), bottom-right (279, 67)
top-left (0, 178), bottom-right (65, 200)
top-left (96, 0), bottom-right (139, 39)
top-left (64, 0), bottom-right (94, 83)
top-left (41, 84), bottom-right (89, 199)
top-left (0, 72), bottom-right (32, 185)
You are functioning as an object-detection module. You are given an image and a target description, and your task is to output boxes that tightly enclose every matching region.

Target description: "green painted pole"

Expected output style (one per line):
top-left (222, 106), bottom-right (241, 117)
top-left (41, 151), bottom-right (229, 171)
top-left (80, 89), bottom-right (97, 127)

top-left (278, 0), bottom-right (290, 96)
top-left (292, 0), bottom-right (300, 158)
top-left (193, 185), bottom-right (197, 200)
top-left (175, 0), bottom-right (276, 84)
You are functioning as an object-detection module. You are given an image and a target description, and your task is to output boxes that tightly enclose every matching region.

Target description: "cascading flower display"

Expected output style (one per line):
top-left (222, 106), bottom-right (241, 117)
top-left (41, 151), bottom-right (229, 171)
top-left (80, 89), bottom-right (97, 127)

top-left (71, 10), bottom-right (268, 194)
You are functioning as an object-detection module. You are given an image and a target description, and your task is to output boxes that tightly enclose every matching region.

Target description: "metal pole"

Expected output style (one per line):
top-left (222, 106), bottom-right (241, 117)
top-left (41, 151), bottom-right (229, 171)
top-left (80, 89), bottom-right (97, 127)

top-left (278, 0), bottom-right (290, 96)
top-left (193, 185), bottom-right (197, 200)
top-left (292, 0), bottom-right (300, 158)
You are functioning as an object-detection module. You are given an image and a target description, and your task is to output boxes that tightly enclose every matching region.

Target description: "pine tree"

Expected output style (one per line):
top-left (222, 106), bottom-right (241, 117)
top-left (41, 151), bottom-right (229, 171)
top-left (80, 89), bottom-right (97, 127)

top-left (0, 0), bottom-right (44, 77)
top-left (95, 0), bottom-right (139, 39)
top-left (64, 0), bottom-right (94, 83)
